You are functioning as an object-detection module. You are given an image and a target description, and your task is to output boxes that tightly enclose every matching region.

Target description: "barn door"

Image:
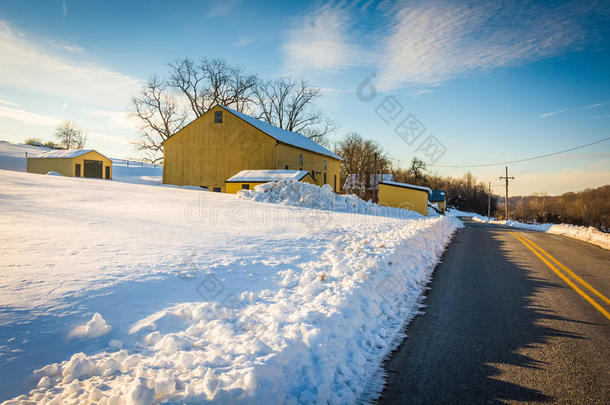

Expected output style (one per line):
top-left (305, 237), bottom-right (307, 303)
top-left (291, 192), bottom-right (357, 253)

top-left (84, 160), bottom-right (103, 178)
top-left (105, 166), bottom-right (110, 179)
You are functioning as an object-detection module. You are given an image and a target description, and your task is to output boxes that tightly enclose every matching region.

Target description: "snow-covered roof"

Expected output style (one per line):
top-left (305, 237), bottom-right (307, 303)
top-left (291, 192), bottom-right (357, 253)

top-left (380, 180), bottom-right (432, 195)
top-left (30, 149), bottom-right (96, 159)
top-left (220, 106), bottom-right (342, 161)
top-left (226, 169), bottom-right (312, 183)
top-left (343, 174), bottom-right (394, 190)
top-left (430, 190), bottom-right (446, 202)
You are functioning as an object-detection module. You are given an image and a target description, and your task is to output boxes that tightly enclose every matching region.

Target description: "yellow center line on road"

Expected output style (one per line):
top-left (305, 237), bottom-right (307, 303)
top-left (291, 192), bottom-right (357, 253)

top-left (510, 231), bottom-right (610, 321)
top-left (517, 232), bottom-right (610, 306)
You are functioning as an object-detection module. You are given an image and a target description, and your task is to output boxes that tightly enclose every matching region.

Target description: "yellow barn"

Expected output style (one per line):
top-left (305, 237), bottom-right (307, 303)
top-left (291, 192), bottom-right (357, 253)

top-left (225, 169), bottom-right (315, 193)
top-left (162, 105), bottom-right (342, 193)
top-left (27, 149), bottom-right (112, 179)
top-left (378, 181), bottom-right (432, 216)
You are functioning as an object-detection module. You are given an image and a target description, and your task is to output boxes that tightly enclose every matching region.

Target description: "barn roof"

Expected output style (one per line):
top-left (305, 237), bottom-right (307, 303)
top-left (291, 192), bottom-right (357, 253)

top-left (220, 106), bottom-right (342, 161)
top-left (30, 149), bottom-right (108, 159)
top-left (430, 189), bottom-right (446, 202)
top-left (380, 180), bottom-right (432, 195)
top-left (226, 169), bottom-right (312, 183)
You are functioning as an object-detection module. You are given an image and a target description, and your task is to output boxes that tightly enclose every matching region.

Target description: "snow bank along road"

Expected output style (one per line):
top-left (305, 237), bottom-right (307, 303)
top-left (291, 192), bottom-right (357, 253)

top-left (0, 170), bottom-right (460, 404)
top-left (381, 217), bottom-right (610, 404)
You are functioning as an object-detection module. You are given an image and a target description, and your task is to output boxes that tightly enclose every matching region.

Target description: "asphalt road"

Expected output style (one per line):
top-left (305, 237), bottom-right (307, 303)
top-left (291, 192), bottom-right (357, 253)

top-left (379, 218), bottom-right (610, 404)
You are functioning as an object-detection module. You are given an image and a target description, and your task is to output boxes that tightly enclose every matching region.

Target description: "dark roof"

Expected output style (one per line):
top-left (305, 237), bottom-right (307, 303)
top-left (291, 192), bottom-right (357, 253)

top-left (430, 189), bottom-right (446, 202)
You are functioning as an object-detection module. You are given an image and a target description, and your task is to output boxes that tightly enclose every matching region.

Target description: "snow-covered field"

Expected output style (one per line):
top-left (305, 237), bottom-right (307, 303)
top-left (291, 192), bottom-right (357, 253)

top-left (0, 142), bottom-right (461, 404)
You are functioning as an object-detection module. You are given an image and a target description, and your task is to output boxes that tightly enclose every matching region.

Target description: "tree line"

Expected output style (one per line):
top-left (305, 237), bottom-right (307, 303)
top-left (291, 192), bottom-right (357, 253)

top-left (507, 186), bottom-right (609, 231)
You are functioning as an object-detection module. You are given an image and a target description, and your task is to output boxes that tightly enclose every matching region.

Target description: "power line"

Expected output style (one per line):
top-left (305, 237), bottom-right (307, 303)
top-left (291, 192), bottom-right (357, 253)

top-left (389, 136), bottom-right (610, 168)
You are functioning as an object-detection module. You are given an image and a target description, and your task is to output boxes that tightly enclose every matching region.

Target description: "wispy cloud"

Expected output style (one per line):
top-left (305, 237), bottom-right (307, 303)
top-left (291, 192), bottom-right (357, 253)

top-left (585, 102), bottom-right (607, 109)
top-left (0, 21), bottom-right (141, 108)
top-left (413, 89), bottom-right (436, 96)
top-left (539, 108), bottom-right (568, 118)
top-left (0, 97), bottom-right (18, 107)
top-left (62, 0), bottom-right (67, 17)
top-left (233, 36), bottom-right (254, 47)
top-left (594, 114), bottom-right (610, 120)
top-left (49, 40), bottom-right (84, 53)
top-left (88, 110), bottom-right (139, 131)
top-left (282, 5), bottom-right (366, 71)
top-left (207, 0), bottom-right (238, 18)
top-left (282, 0), bottom-right (603, 90)
top-left (0, 105), bottom-right (61, 127)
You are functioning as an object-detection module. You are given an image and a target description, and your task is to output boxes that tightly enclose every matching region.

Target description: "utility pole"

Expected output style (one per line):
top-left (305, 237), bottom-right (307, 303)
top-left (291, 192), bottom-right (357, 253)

top-left (499, 166), bottom-right (514, 220)
top-left (487, 182), bottom-right (491, 218)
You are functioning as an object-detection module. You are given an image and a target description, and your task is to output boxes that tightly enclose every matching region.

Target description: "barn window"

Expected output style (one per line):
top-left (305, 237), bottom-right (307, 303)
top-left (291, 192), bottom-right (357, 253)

top-left (214, 111), bottom-right (223, 123)
top-left (285, 165), bottom-right (289, 170)
top-left (242, 184), bottom-right (250, 190)
top-left (213, 187), bottom-right (221, 192)
top-left (75, 164), bottom-right (81, 177)
top-left (334, 175), bottom-right (337, 192)
top-left (299, 154), bottom-right (303, 167)
top-left (324, 172), bottom-right (327, 184)
top-left (324, 160), bottom-right (327, 170)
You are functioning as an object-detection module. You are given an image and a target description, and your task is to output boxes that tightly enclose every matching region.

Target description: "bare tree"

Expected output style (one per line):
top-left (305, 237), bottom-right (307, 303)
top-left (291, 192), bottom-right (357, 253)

top-left (334, 132), bottom-right (390, 197)
top-left (409, 158), bottom-right (427, 183)
top-left (131, 76), bottom-right (186, 164)
top-left (253, 77), bottom-right (335, 144)
top-left (55, 121), bottom-right (87, 149)
top-left (168, 57), bottom-right (258, 116)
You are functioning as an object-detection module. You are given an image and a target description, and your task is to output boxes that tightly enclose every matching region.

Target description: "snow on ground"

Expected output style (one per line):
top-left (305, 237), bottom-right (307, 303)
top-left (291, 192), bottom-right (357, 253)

top-left (471, 217), bottom-right (610, 250)
top-left (0, 169), bottom-right (461, 404)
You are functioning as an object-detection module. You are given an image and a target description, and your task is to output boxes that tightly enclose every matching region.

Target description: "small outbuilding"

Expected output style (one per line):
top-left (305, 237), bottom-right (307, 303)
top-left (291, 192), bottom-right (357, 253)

top-left (430, 190), bottom-right (446, 214)
top-left (225, 169), bottom-right (314, 193)
top-left (378, 181), bottom-right (432, 216)
top-left (27, 149), bottom-right (112, 179)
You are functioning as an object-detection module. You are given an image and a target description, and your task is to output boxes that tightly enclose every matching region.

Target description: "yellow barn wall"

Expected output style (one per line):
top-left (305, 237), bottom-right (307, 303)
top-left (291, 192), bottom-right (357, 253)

top-left (274, 143), bottom-right (341, 192)
top-left (378, 183), bottom-right (429, 216)
top-left (163, 106), bottom-right (277, 192)
top-left (225, 182), bottom-right (265, 194)
top-left (27, 151), bottom-right (112, 179)
top-left (225, 175), bottom-right (315, 194)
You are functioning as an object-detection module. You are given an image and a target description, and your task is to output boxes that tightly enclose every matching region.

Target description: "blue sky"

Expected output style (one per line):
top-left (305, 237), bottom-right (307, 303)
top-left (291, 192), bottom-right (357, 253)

top-left (0, 0), bottom-right (609, 195)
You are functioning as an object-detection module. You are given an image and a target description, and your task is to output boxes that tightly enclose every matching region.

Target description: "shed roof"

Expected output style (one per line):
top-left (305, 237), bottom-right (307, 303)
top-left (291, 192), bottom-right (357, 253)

top-left (226, 169), bottom-right (312, 183)
top-left (380, 180), bottom-right (432, 195)
top-left (220, 106), bottom-right (342, 161)
top-left (430, 189), bottom-right (446, 202)
top-left (30, 149), bottom-right (108, 160)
